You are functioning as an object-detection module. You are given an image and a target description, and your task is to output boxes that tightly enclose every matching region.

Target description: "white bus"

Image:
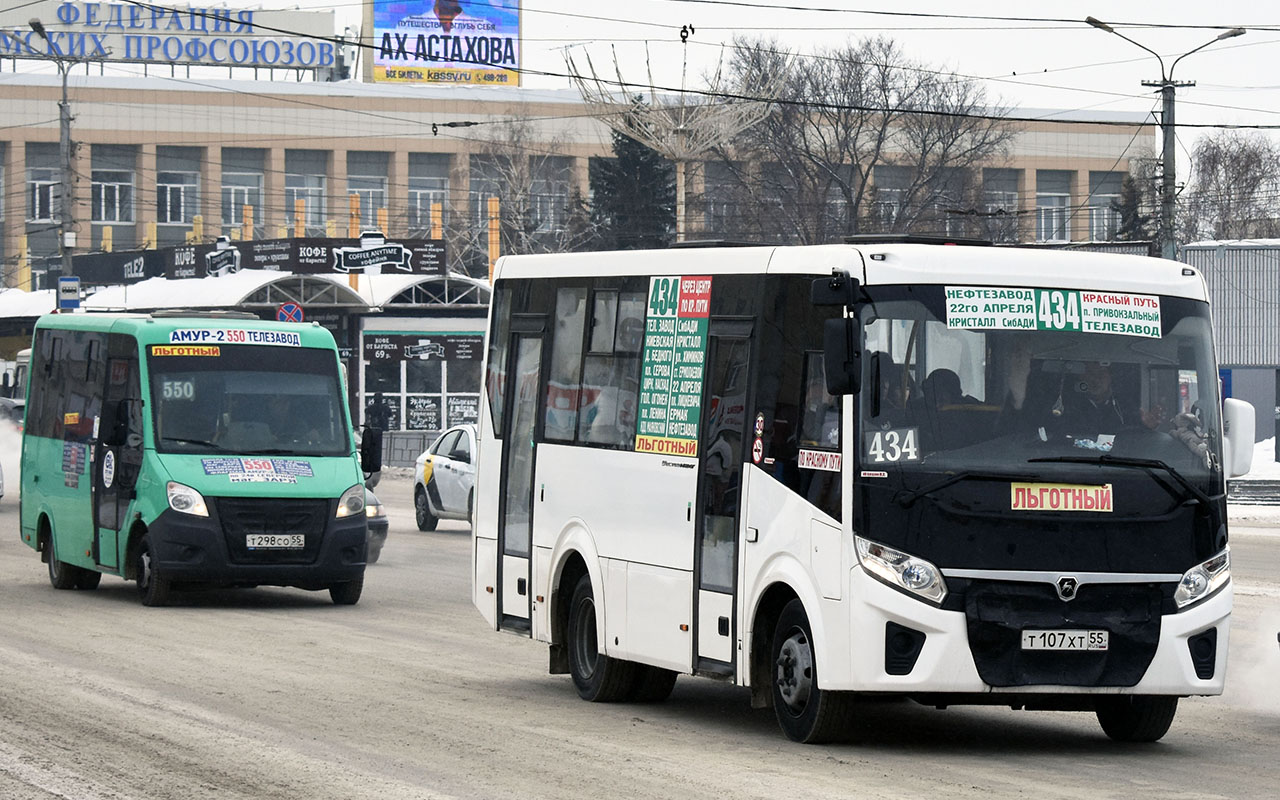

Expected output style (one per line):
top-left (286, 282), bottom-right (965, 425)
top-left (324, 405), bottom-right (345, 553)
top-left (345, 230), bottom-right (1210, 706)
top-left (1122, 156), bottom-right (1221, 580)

top-left (471, 240), bottom-right (1254, 743)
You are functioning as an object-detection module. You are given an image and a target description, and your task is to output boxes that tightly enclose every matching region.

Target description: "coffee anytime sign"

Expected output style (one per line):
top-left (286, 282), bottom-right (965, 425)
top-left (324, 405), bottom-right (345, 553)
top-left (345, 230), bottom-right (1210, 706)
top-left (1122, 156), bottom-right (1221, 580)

top-left (945, 286), bottom-right (1163, 339)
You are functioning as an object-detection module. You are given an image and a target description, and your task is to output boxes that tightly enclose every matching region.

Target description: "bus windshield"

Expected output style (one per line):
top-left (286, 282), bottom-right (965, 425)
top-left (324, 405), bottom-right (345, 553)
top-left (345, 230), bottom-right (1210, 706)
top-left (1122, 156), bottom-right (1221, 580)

top-left (856, 286), bottom-right (1223, 573)
top-left (148, 345), bottom-right (351, 457)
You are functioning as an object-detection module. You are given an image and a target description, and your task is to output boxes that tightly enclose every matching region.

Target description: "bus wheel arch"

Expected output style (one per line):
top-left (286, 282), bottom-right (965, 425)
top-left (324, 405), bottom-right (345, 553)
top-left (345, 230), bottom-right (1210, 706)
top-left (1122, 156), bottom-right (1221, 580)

top-left (548, 551), bottom-right (589, 675)
top-left (123, 522), bottom-right (149, 582)
top-left (40, 514), bottom-right (79, 590)
top-left (750, 583), bottom-right (800, 710)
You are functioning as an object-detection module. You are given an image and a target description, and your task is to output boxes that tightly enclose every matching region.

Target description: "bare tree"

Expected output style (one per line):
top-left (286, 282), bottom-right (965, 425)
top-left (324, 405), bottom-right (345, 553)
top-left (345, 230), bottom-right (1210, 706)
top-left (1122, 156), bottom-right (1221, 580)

top-left (1181, 131), bottom-right (1280, 241)
top-left (703, 37), bottom-right (1013, 244)
top-left (456, 117), bottom-right (600, 276)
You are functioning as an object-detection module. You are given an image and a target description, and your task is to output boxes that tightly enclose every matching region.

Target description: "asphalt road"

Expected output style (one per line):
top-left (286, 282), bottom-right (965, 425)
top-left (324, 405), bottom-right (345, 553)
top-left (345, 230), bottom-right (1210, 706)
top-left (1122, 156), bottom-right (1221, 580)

top-left (1, 473), bottom-right (1278, 800)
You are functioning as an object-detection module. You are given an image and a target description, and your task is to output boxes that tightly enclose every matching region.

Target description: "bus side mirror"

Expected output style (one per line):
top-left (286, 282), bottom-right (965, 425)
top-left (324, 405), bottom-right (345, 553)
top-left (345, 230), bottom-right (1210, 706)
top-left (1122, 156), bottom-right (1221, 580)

top-left (822, 318), bottom-right (861, 396)
top-left (360, 428), bottom-right (384, 474)
top-left (811, 270), bottom-right (859, 306)
top-left (1222, 398), bottom-right (1255, 479)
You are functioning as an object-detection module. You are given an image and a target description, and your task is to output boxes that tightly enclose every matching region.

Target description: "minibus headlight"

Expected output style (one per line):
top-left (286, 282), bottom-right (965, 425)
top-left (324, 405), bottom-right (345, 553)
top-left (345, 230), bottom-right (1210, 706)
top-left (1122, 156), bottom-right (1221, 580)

top-left (855, 536), bottom-right (947, 604)
top-left (1174, 548), bottom-right (1230, 609)
top-left (166, 481), bottom-right (208, 517)
top-left (336, 484), bottom-right (366, 519)
top-left (366, 500), bottom-right (386, 519)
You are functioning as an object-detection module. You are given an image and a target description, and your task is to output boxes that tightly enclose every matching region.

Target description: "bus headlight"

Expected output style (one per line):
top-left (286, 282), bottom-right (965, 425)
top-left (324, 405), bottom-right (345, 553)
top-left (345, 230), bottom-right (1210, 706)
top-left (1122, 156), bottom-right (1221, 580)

top-left (366, 499), bottom-right (386, 519)
top-left (855, 536), bottom-right (947, 604)
top-left (1174, 548), bottom-right (1230, 609)
top-left (166, 481), bottom-right (208, 517)
top-left (336, 484), bottom-right (366, 519)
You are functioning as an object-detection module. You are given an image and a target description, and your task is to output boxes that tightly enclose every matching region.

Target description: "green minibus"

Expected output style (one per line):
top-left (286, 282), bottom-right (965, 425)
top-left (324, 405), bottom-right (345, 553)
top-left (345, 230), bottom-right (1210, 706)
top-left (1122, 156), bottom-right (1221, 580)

top-left (19, 311), bottom-right (377, 606)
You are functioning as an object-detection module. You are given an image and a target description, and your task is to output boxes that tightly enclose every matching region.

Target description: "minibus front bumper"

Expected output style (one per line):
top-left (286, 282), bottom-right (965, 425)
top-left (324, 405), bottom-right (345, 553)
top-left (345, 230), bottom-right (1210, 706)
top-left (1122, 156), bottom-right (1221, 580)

top-left (147, 497), bottom-right (367, 589)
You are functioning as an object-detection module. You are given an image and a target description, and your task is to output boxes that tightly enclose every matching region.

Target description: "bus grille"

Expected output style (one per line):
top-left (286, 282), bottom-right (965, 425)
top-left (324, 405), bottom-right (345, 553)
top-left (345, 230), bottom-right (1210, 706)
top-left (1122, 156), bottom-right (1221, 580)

top-left (213, 497), bottom-right (330, 565)
top-left (962, 580), bottom-right (1164, 687)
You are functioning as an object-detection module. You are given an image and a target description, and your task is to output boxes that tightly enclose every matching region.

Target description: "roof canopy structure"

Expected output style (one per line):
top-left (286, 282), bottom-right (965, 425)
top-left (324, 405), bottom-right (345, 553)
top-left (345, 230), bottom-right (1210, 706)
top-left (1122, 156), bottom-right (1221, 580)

top-left (75, 270), bottom-right (489, 313)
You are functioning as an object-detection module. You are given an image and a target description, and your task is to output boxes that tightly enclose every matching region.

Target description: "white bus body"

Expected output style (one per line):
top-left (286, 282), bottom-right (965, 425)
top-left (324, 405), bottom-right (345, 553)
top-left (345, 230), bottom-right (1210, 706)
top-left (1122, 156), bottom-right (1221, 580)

top-left (472, 242), bottom-right (1254, 743)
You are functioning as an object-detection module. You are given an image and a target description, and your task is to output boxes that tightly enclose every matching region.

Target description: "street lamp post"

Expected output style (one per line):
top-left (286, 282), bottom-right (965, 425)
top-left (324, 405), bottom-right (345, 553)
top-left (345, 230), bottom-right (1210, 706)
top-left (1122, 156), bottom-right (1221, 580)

top-left (1086, 17), bottom-right (1245, 261)
top-left (29, 18), bottom-right (78, 281)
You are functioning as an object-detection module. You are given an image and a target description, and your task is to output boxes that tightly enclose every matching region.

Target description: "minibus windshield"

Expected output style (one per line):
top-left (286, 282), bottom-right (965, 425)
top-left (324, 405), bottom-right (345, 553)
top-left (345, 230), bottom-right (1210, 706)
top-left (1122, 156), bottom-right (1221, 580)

top-left (148, 344), bottom-right (351, 457)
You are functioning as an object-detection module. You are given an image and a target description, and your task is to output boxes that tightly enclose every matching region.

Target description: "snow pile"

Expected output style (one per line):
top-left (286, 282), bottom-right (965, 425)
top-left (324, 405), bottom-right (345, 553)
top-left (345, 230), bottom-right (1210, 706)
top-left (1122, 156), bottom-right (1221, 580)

top-left (1244, 438), bottom-right (1280, 480)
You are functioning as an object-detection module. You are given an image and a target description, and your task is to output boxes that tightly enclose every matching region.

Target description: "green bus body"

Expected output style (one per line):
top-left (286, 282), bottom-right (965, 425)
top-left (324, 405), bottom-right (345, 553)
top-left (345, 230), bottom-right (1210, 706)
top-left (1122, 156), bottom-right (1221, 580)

top-left (19, 313), bottom-right (368, 604)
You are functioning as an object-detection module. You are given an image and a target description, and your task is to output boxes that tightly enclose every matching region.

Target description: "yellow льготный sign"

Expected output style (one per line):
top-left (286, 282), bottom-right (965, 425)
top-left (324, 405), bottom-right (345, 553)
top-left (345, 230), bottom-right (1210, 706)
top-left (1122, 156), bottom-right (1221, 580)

top-left (1011, 482), bottom-right (1113, 512)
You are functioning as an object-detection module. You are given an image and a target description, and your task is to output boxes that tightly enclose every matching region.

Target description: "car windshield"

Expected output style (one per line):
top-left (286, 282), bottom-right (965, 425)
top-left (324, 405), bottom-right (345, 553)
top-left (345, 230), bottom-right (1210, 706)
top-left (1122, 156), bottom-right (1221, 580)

top-left (859, 286), bottom-right (1222, 493)
top-left (148, 344), bottom-right (351, 457)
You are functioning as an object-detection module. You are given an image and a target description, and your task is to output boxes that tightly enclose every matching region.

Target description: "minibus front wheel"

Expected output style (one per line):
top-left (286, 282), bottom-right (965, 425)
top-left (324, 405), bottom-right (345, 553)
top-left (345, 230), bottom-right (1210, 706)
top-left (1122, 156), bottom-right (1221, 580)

top-left (135, 535), bottom-right (172, 607)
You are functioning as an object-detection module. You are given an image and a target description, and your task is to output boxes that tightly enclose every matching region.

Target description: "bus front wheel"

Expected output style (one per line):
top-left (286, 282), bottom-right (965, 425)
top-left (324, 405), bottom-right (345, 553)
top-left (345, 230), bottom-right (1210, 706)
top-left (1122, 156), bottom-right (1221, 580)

top-left (1096, 696), bottom-right (1178, 742)
top-left (136, 535), bottom-right (172, 607)
top-left (770, 599), bottom-right (854, 743)
top-left (567, 574), bottom-right (634, 702)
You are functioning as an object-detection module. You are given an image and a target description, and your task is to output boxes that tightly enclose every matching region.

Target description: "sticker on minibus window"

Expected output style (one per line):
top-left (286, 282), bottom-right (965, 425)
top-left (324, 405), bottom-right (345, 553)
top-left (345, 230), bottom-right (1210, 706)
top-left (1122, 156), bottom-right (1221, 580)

top-left (201, 458), bottom-right (315, 482)
top-left (151, 345), bottom-right (221, 357)
top-left (168, 329), bottom-right (302, 347)
top-left (945, 286), bottom-right (1162, 338)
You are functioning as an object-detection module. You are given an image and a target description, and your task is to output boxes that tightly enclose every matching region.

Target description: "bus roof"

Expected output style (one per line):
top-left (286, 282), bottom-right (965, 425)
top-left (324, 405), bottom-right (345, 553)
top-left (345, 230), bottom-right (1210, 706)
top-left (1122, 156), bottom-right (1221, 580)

top-left (32, 312), bottom-right (338, 349)
top-left (495, 244), bottom-right (1208, 302)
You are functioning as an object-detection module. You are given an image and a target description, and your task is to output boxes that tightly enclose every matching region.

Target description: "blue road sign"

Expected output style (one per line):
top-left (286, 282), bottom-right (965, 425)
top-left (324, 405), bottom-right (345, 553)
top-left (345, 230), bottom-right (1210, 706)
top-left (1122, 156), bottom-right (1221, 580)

top-left (277, 302), bottom-right (304, 323)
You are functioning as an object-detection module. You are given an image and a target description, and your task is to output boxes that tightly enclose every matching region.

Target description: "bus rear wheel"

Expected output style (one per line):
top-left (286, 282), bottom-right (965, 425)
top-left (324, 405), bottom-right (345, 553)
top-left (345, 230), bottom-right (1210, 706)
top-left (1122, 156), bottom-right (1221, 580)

top-left (136, 535), bottom-right (171, 607)
top-left (567, 574), bottom-right (634, 702)
top-left (1096, 696), bottom-right (1178, 742)
top-left (770, 599), bottom-right (854, 743)
top-left (628, 665), bottom-right (678, 703)
top-left (44, 532), bottom-right (81, 590)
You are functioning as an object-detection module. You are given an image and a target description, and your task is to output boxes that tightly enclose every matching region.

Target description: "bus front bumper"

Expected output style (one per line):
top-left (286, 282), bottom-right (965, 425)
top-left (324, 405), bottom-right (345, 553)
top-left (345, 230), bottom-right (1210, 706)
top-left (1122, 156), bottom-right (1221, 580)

top-left (147, 505), bottom-right (367, 590)
top-left (841, 569), bottom-right (1231, 696)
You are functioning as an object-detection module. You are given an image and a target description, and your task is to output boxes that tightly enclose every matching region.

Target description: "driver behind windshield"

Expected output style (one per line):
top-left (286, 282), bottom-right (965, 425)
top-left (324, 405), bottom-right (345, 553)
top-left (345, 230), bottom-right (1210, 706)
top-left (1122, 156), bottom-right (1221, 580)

top-left (1057, 361), bottom-right (1164, 434)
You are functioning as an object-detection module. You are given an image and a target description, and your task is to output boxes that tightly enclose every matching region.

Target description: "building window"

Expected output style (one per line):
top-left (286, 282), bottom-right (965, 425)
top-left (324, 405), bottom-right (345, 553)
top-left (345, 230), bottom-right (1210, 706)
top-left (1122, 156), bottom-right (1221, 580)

top-left (27, 168), bottom-right (60, 222)
top-left (157, 171), bottom-right (199, 224)
top-left (1088, 171), bottom-right (1123, 240)
top-left (91, 170), bottom-right (134, 223)
top-left (347, 175), bottom-right (387, 229)
top-left (285, 173), bottom-right (325, 230)
top-left (409, 176), bottom-right (449, 235)
top-left (1036, 170), bottom-right (1072, 242)
top-left (872, 165), bottom-right (912, 228)
top-left (221, 172), bottom-right (263, 227)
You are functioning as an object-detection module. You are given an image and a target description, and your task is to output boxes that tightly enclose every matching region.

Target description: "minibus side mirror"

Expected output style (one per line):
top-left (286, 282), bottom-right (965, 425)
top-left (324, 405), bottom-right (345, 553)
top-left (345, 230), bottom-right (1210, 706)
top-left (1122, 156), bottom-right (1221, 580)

top-left (100, 398), bottom-right (130, 447)
top-left (360, 428), bottom-right (384, 474)
top-left (822, 318), bottom-right (861, 396)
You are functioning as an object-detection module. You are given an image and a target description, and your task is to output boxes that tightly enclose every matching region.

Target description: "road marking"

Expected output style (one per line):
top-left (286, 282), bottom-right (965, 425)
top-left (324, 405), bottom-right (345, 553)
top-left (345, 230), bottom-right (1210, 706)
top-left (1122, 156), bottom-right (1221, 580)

top-left (0, 740), bottom-right (137, 800)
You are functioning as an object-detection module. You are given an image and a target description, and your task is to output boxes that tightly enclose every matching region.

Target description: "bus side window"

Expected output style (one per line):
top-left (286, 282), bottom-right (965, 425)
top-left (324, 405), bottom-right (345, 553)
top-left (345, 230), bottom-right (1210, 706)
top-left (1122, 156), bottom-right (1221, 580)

top-left (799, 353), bottom-right (840, 449)
top-left (544, 287), bottom-right (587, 442)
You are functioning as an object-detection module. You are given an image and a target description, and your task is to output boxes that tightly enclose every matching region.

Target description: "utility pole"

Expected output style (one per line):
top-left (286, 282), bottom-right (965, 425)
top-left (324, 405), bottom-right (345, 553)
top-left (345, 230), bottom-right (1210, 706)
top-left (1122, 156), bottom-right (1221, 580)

top-left (1086, 17), bottom-right (1245, 261)
top-left (29, 18), bottom-right (78, 280)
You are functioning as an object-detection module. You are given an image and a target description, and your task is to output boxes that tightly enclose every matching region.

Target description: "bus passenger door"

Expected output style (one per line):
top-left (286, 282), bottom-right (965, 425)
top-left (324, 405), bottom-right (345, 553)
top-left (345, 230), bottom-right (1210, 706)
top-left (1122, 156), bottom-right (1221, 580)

top-left (694, 321), bottom-right (753, 670)
top-left (497, 322), bottom-right (544, 634)
top-left (94, 344), bottom-right (140, 572)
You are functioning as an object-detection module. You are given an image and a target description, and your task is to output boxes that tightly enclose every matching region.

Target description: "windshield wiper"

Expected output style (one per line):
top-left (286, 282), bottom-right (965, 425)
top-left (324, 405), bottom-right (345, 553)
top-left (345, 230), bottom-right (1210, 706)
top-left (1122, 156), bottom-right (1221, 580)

top-left (236, 448), bottom-right (297, 455)
top-left (894, 470), bottom-right (1039, 508)
top-left (1026, 454), bottom-right (1216, 508)
top-left (161, 437), bottom-right (226, 450)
